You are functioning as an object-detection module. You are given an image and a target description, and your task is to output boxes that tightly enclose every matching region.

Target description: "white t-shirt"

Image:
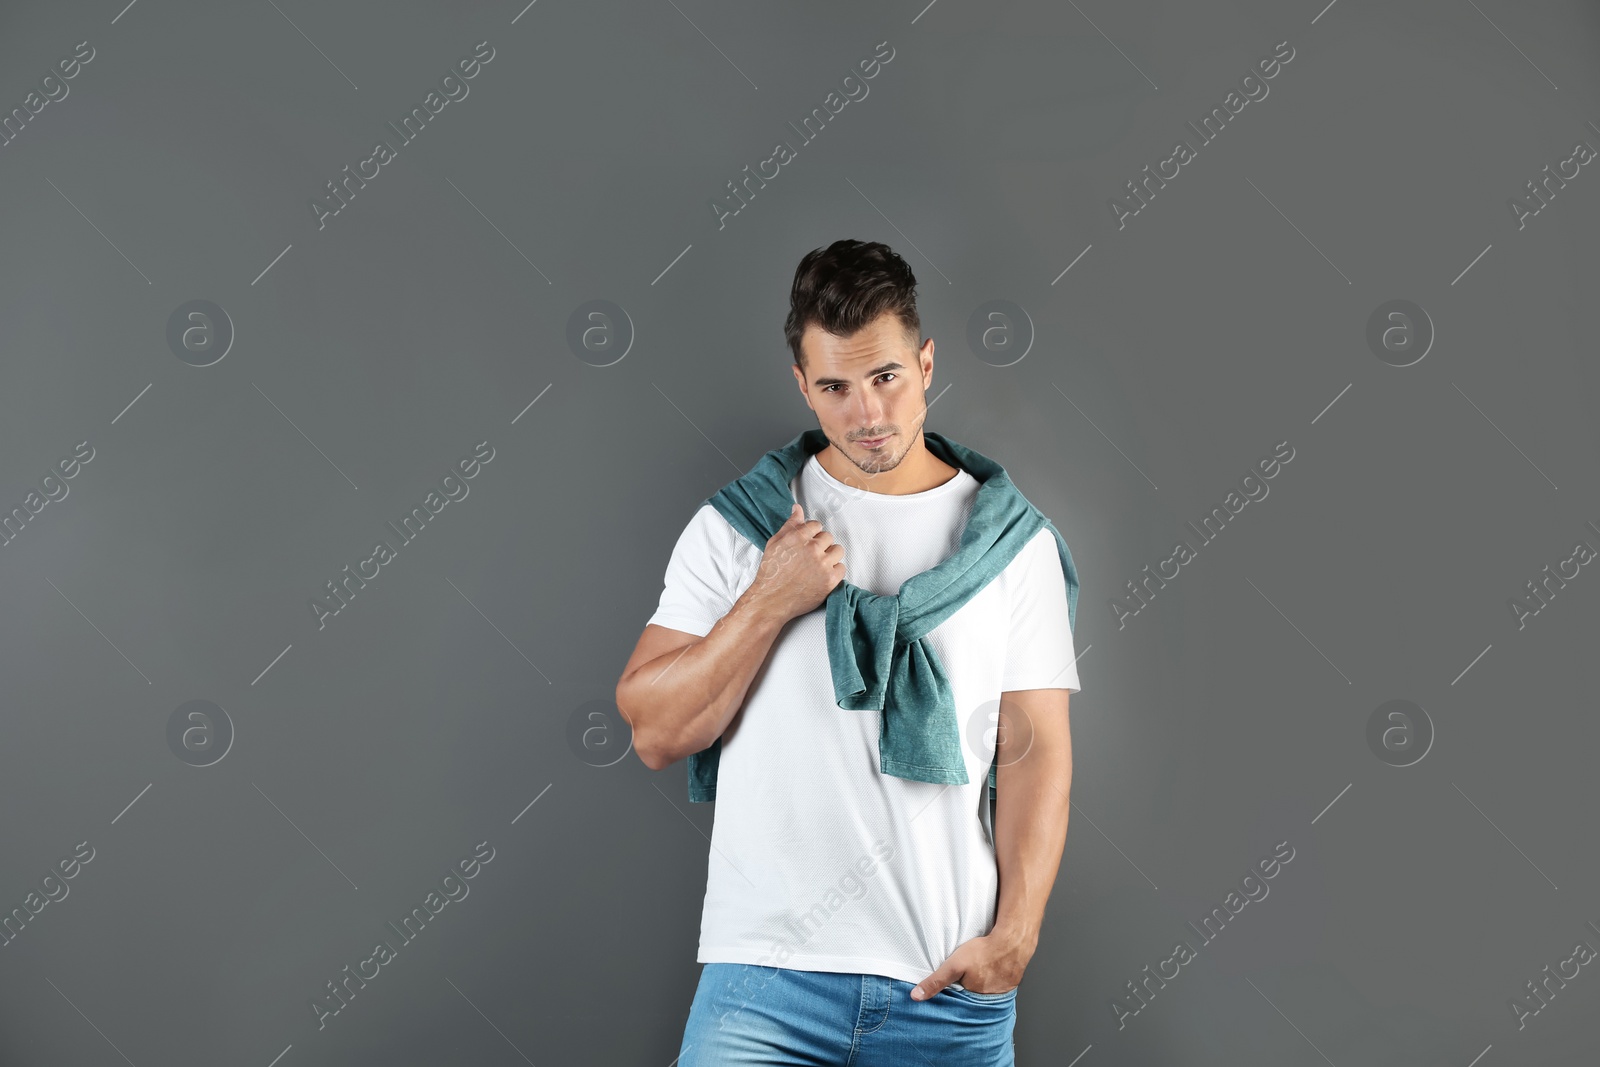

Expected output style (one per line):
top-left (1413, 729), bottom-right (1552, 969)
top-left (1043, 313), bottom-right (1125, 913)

top-left (648, 451), bottom-right (1080, 988)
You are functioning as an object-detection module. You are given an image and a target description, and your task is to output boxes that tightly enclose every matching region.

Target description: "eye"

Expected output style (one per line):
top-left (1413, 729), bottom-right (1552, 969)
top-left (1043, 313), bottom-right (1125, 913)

top-left (822, 373), bottom-right (895, 394)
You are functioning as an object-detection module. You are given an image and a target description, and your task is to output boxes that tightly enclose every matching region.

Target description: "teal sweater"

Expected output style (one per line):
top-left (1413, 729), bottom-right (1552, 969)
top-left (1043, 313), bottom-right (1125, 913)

top-left (686, 429), bottom-right (1079, 803)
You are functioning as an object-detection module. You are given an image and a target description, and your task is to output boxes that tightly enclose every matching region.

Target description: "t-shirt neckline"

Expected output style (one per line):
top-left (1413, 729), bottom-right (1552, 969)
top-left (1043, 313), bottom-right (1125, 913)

top-left (804, 452), bottom-right (972, 502)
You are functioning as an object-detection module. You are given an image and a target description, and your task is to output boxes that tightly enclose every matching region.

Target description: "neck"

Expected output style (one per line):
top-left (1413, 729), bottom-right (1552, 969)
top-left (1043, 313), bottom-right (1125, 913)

top-left (814, 431), bottom-right (959, 495)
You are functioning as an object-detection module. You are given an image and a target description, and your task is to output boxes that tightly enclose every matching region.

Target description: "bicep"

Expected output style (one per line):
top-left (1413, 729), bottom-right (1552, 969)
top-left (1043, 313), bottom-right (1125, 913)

top-left (621, 623), bottom-right (702, 684)
top-left (997, 687), bottom-right (1072, 769)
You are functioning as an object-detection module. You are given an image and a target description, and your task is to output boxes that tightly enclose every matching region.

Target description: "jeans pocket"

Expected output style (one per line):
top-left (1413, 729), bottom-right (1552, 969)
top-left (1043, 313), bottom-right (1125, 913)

top-left (949, 984), bottom-right (1018, 1004)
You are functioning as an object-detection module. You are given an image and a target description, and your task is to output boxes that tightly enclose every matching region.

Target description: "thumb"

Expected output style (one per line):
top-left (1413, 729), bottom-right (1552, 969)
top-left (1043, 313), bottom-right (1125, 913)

top-left (785, 501), bottom-right (804, 524)
top-left (910, 969), bottom-right (955, 1001)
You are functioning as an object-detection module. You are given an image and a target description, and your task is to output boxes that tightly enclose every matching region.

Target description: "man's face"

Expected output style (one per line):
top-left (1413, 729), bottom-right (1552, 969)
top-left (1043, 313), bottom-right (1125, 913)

top-left (792, 311), bottom-right (934, 476)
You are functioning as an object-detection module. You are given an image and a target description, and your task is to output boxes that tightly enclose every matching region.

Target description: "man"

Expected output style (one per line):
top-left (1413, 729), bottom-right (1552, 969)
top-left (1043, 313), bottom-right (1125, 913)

top-left (615, 239), bottom-right (1080, 1065)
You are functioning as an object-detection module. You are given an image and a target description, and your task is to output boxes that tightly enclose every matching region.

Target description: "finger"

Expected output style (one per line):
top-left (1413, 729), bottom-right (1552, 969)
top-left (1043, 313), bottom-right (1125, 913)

top-left (910, 973), bottom-right (953, 1001)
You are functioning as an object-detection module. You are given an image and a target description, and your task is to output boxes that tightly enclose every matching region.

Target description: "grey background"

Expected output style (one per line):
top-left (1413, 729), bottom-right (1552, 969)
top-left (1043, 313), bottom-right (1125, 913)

top-left (1, 0), bottom-right (1597, 1064)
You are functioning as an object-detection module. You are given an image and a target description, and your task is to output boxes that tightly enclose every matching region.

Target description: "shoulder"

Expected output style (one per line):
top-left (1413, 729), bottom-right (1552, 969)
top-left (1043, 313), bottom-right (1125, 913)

top-left (680, 503), bottom-right (762, 568)
top-left (1010, 526), bottom-right (1057, 565)
top-left (679, 502), bottom-right (739, 546)
top-left (998, 527), bottom-right (1060, 585)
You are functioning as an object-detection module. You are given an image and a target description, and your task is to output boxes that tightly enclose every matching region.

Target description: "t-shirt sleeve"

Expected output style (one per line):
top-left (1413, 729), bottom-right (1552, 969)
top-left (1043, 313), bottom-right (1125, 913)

top-left (646, 504), bottom-right (748, 638)
top-left (999, 528), bottom-right (1081, 693)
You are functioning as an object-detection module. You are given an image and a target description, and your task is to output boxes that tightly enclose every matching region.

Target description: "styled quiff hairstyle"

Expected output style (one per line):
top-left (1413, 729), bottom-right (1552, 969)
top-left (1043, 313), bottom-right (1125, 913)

top-left (784, 239), bottom-right (921, 376)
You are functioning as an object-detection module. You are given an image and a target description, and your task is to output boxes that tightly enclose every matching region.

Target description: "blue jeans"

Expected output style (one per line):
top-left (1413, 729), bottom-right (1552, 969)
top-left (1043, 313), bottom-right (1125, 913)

top-left (677, 963), bottom-right (1017, 1066)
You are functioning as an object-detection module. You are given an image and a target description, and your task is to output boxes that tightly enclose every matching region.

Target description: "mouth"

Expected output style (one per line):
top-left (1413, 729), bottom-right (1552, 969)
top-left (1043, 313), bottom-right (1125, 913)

top-left (856, 435), bottom-right (891, 448)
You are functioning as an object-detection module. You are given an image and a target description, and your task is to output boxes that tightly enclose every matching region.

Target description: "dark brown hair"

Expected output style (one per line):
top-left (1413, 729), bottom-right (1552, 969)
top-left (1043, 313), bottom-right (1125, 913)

top-left (784, 239), bottom-right (920, 375)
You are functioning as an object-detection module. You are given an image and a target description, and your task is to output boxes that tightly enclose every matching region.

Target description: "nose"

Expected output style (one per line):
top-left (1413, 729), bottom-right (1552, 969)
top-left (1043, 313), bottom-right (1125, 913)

top-left (852, 392), bottom-right (888, 432)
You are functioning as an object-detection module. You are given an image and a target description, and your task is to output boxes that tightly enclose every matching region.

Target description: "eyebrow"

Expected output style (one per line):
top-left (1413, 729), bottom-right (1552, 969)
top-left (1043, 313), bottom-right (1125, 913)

top-left (811, 361), bottom-right (905, 388)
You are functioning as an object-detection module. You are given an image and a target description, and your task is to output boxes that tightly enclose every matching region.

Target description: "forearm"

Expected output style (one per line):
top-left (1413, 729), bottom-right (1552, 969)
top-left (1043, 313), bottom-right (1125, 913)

top-left (991, 735), bottom-right (1072, 949)
top-left (619, 590), bottom-right (789, 767)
